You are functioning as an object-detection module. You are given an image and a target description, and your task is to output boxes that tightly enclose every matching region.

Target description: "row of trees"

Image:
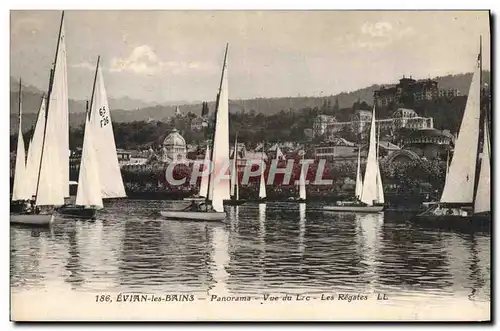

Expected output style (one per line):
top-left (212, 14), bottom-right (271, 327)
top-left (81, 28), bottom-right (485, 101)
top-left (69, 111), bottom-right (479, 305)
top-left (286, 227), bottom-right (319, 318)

top-left (120, 157), bottom-right (447, 199)
top-left (10, 90), bottom-right (490, 153)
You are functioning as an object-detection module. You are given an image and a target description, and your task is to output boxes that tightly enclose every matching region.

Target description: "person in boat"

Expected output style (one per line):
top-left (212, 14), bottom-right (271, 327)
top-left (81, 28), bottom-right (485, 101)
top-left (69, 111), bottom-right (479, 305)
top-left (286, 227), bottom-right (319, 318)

top-left (185, 200), bottom-right (200, 212)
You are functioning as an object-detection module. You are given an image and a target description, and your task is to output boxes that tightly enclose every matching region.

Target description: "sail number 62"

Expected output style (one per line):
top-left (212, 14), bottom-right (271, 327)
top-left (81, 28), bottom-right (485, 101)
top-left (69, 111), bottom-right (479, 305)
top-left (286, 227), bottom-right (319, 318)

top-left (99, 106), bottom-right (110, 128)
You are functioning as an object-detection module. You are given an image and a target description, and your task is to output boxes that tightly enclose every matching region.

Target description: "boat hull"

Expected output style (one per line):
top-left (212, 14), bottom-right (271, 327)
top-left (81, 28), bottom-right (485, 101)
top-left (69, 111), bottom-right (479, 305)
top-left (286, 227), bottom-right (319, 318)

top-left (323, 205), bottom-right (384, 213)
top-left (223, 199), bottom-right (246, 206)
top-left (159, 211), bottom-right (226, 222)
top-left (183, 197), bottom-right (206, 202)
top-left (10, 213), bottom-right (54, 226)
top-left (411, 214), bottom-right (490, 232)
top-left (55, 205), bottom-right (97, 220)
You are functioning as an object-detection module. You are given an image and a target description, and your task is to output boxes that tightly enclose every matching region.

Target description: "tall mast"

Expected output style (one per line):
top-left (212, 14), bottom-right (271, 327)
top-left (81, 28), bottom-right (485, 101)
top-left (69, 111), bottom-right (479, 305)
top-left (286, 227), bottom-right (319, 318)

top-left (234, 132), bottom-right (239, 200)
top-left (472, 36), bottom-right (483, 205)
top-left (89, 55), bottom-right (101, 117)
top-left (35, 11), bottom-right (64, 200)
top-left (206, 43), bottom-right (228, 205)
top-left (18, 78), bottom-right (22, 136)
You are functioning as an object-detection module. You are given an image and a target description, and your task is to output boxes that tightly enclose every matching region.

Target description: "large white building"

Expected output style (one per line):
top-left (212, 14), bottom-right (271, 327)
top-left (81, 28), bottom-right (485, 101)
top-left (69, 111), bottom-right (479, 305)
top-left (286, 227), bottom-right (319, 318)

top-left (317, 108), bottom-right (434, 140)
top-left (161, 128), bottom-right (187, 163)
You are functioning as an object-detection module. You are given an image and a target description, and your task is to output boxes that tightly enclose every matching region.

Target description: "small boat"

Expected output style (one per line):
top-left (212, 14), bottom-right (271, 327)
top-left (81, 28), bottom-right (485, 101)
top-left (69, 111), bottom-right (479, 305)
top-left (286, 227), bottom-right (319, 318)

top-left (257, 154), bottom-right (267, 202)
top-left (323, 204), bottom-right (384, 213)
top-left (414, 40), bottom-right (490, 231)
top-left (160, 44), bottom-right (230, 222)
top-left (159, 210), bottom-right (226, 222)
top-left (10, 213), bottom-right (54, 226)
top-left (323, 106), bottom-right (385, 213)
top-left (57, 60), bottom-right (106, 219)
top-left (184, 196), bottom-right (206, 202)
top-left (11, 12), bottom-right (67, 226)
top-left (285, 155), bottom-right (308, 203)
top-left (224, 134), bottom-right (246, 206)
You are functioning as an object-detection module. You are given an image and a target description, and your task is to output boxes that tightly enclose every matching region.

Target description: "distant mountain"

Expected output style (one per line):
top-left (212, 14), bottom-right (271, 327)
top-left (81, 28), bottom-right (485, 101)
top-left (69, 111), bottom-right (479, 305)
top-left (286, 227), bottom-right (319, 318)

top-left (10, 71), bottom-right (490, 132)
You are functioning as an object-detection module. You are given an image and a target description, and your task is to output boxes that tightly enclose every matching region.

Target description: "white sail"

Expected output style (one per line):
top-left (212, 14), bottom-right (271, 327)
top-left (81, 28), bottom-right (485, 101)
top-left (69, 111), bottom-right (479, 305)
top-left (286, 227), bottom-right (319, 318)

top-left (198, 145), bottom-right (210, 198)
top-left (355, 147), bottom-right (363, 199)
top-left (75, 115), bottom-right (103, 208)
top-left (259, 158), bottom-right (267, 199)
top-left (12, 97), bottom-right (28, 201)
top-left (37, 83), bottom-right (65, 206)
top-left (48, 18), bottom-right (69, 198)
top-left (230, 137), bottom-right (239, 200)
top-left (299, 158), bottom-right (306, 200)
top-left (90, 64), bottom-right (126, 199)
top-left (35, 13), bottom-right (67, 206)
top-left (474, 119), bottom-right (490, 214)
top-left (440, 55), bottom-right (481, 204)
top-left (208, 45), bottom-right (231, 212)
top-left (360, 106), bottom-right (379, 206)
top-left (25, 96), bottom-right (47, 198)
top-left (375, 126), bottom-right (385, 204)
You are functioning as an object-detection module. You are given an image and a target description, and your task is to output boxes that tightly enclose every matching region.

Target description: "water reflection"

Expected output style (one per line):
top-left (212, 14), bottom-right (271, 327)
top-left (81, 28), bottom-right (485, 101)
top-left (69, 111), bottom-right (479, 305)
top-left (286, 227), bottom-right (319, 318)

top-left (209, 225), bottom-right (230, 295)
top-left (298, 203), bottom-right (306, 256)
top-left (10, 200), bottom-right (491, 303)
top-left (355, 213), bottom-right (383, 292)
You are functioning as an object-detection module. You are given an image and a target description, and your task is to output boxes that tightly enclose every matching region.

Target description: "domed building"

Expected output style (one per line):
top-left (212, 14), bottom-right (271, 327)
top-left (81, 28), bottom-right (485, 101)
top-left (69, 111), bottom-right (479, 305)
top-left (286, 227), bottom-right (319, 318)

top-left (161, 128), bottom-right (187, 163)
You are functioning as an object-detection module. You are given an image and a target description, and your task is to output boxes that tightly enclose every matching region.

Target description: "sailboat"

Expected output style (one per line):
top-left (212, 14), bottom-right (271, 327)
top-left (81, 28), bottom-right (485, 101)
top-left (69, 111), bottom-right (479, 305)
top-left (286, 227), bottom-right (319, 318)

top-left (415, 40), bottom-right (490, 229)
top-left (287, 155), bottom-right (307, 202)
top-left (160, 44), bottom-right (230, 222)
top-left (10, 79), bottom-right (30, 213)
top-left (11, 12), bottom-right (68, 226)
top-left (57, 55), bottom-right (126, 218)
top-left (224, 135), bottom-right (246, 206)
top-left (184, 145), bottom-right (210, 202)
top-left (258, 154), bottom-right (267, 201)
top-left (56, 102), bottom-right (103, 219)
top-left (323, 105), bottom-right (385, 213)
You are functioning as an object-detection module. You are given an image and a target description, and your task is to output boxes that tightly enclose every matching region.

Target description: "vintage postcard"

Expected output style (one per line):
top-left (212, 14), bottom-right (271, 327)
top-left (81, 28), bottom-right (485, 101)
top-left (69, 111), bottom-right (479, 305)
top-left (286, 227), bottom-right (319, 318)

top-left (9, 10), bottom-right (491, 321)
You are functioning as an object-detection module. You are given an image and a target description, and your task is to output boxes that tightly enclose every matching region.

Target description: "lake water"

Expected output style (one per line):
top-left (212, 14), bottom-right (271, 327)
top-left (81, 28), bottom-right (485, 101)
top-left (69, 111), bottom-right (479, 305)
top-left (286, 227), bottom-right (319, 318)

top-left (10, 199), bottom-right (491, 321)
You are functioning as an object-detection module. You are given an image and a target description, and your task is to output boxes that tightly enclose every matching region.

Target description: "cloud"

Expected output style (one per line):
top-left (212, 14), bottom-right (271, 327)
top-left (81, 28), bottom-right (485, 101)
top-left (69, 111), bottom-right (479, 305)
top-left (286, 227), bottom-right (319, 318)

top-left (349, 21), bottom-right (415, 50)
top-left (71, 61), bottom-right (95, 70)
top-left (361, 21), bottom-right (393, 37)
top-left (108, 45), bottom-right (214, 75)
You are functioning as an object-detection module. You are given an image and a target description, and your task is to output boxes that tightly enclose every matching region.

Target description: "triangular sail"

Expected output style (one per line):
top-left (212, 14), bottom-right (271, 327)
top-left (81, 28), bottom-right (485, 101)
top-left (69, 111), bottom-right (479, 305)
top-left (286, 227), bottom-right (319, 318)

top-left (12, 82), bottom-right (28, 201)
top-left (355, 147), bottom-right (363, 199)
top-left (299, 157), bottom-right (306, 200)
top-left (89, 61), bottom-right (126, 199)
top-left (198, 145), bottom-right (210, 198)
top-left (360, 106), bottom-right (379, 206)
top-left (440, 52), bottom-right (481, 204)
top-left (37, 87), bottom-right (64, 206)
top-left (25, 96), bottom-right (47, 198)
top-left (375, 125), bottom-right (384, 204)
top-left (259, 158), bottom-right (267, 199)
top-left (50, 16), bottom-right (69, 198)
top-left (75, 113), bottom-right (103, 209)
top-left (474, 119), bottom-right (490, 214)
top-left (208, 45), bottom-right (231, 212)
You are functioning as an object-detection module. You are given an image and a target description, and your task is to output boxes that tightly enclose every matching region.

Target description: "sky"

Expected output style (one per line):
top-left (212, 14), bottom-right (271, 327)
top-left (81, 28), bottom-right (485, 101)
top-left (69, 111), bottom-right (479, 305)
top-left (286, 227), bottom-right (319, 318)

top-left (10, 10), bottom-right (491, 103)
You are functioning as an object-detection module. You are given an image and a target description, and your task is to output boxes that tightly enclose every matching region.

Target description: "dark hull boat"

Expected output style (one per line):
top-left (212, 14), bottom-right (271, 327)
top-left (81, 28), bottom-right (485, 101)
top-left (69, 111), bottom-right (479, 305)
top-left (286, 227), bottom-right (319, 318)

top-left (413, 43), bottom-right (490, 233)
top-left (411, 214), bottom-right (490, 232)
top-left (223, 199), bottom-right (246, 206)
top-left (56, 205), bottom-right (97, 220)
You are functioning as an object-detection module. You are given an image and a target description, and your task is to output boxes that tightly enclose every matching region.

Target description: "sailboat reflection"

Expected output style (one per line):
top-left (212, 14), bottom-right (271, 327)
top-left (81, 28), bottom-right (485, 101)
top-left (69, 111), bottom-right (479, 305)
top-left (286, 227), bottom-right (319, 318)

top-left (298, 203), bottom-right (306, 255)
top-left (209, 225), bottom-right (230, 295)
top-left (355, 212), bottom-right (383, 291)
top-left (444, 232), bottom-right (490, 302)
top-left (229, 206), bottom-right (240, 232)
